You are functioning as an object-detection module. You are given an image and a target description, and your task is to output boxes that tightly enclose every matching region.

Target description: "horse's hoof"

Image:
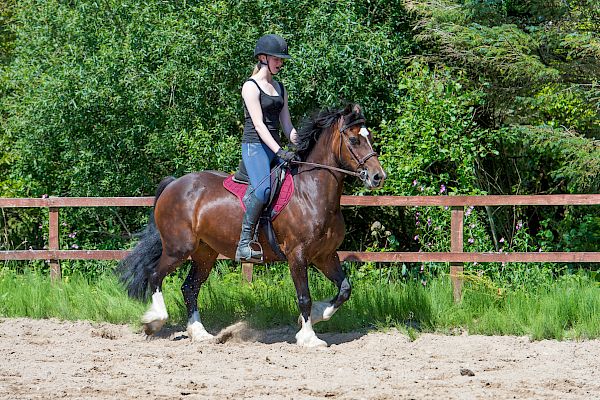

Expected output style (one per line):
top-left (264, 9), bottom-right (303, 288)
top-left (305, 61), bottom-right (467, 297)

top-left (296, 335), bottom-right (328, 348)
top-left (295, 330), bottom-right (328, 348)
top-left (142, 319), bottom-right (165, 336)
top-left (187, 322), bottom-right (214, 342)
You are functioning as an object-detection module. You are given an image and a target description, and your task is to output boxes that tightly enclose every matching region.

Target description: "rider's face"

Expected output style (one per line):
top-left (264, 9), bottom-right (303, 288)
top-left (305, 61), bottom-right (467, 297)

top-left (261, 55), bottom-right (284, 74)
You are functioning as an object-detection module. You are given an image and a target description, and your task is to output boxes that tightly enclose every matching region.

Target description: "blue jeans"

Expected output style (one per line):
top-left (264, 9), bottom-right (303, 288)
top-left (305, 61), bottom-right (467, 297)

top-left (242, 142), bottom-right (276, 204)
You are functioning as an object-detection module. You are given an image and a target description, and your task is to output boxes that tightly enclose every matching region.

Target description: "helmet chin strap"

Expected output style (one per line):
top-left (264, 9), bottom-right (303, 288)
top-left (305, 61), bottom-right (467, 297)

top-left (259, 56), bottom-right (275, 75)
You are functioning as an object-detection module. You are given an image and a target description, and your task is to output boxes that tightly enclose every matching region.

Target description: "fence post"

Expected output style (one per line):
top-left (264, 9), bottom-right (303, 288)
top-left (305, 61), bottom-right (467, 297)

top-left (241, 262), bottom-right (253, 283)
top-left (49, 207), bottom-right (61, 281)
top-left (450, 206), bottom-right (464, 302)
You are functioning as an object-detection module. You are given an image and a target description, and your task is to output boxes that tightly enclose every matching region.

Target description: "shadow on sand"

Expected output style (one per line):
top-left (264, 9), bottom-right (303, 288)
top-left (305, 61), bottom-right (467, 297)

top-left (147, 321), bottom-right (368, 346)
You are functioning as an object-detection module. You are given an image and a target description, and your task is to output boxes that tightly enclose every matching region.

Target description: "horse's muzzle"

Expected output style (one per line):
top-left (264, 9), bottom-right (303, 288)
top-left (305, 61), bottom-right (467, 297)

top-left (359, 168), bottom-right (386, 189)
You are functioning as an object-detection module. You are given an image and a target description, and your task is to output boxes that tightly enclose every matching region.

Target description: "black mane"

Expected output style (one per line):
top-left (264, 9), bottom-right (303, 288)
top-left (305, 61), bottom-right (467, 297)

top-left (294, 103), bottom-right (364, 161)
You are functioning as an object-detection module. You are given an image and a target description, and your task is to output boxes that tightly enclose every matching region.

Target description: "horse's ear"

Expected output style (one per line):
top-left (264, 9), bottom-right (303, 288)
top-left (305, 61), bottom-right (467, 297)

top-left (343, 103), bottom-right (354, 115)
top-left (352, 104), bottom-right (362, 115)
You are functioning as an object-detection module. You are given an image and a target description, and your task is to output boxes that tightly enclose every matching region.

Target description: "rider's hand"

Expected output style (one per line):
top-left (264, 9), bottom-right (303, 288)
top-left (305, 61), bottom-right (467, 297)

top-left (276, 148), bottom-right (299, 164)
top-left (290, 131), bottom-right (299, 145)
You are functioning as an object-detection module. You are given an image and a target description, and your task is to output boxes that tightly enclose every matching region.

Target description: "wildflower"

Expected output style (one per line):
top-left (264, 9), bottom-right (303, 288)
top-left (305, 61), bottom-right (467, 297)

top-left (427, 218), bottom-right (432, 226)
top-left (68, 232), bottom-right (77, 238)
top-left (440, 184), bottom-right (446, 194)
top-left (516, 220), bottom-right (523, 230)
top-left (469, 223), bottom-right (476, 229)
top-left (41, 194), bottom-right (48, 199)
top-left (499, 237), bottom-right (505, 243)
top-left (499, 248), bottom-right (503, 253)
top-left (420, 186), bottom-right (425, 192)
top-left (538, 248), bottom-right (543, 252)
top-left (421, 279), bottom-right (427, 287)
top-left (416, 221), bottom-right (420, 226)
top-left (414, 235), bottom-right (419, 241)
top-left (468, 238), bottom-right (475, 244)
top-left (71, 244), bottom-right (79, 249)
top-left (444, 206), bottom-right (449, 210)
top-left (465, 206), bottom-right (474, 217)
top-left (413, 179), bottom-right (418, 186)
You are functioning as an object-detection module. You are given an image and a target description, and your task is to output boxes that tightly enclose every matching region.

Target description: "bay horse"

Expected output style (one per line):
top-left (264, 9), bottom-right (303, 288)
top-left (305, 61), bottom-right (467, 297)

top-left (118, 103), bottom-right (386, 347)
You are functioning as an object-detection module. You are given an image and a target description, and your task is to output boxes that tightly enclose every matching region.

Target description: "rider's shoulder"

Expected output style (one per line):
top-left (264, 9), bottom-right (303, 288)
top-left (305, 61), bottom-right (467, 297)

top-left (241, 79), bottom-right (261, 96)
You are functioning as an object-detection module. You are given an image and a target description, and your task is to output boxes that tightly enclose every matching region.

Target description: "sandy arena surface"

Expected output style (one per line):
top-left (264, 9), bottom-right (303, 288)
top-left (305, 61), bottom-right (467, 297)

top-left (1, 318), bottom-right (600, 399)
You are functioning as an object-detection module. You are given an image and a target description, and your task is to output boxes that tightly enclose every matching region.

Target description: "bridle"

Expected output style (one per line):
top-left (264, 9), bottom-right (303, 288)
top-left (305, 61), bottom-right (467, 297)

top-left (338, 116), bottom-right (378, 168)
top-left (293, 114), bottom-right (378, 182)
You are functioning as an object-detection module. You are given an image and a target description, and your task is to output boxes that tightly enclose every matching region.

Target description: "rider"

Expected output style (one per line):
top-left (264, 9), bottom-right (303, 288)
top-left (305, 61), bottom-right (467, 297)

top-left (235, 34), bottom-right (299, 263)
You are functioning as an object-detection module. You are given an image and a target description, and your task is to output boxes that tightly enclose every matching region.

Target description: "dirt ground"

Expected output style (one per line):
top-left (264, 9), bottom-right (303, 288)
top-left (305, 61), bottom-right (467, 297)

top-left (1, 318), bottom-right (600, 399)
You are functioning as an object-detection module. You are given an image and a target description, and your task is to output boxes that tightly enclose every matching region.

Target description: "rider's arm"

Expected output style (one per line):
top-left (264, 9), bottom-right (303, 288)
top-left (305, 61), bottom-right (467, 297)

top-left (280, 89), bottom-right (298, 145)
top-left (242, 81), bottom-right (282, 153)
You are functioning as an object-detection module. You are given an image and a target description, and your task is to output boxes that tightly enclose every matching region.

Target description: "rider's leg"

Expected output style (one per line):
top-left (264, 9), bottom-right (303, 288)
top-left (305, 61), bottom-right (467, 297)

top-left (235, 142), bottom-right (275, 262)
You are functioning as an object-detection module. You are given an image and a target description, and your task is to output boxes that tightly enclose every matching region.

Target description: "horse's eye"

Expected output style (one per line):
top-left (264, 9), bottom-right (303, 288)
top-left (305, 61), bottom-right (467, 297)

top-left (349, 136), bottom-right (360, 146)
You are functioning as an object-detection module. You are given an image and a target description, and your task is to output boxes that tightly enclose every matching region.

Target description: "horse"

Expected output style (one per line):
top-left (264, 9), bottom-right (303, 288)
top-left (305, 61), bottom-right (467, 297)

top-left (117, 103), bottom-right (386, 347)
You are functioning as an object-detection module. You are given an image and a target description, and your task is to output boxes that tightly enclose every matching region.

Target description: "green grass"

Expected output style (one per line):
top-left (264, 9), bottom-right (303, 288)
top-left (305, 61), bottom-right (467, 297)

top-left (1, 263), bottom-right (599, 340)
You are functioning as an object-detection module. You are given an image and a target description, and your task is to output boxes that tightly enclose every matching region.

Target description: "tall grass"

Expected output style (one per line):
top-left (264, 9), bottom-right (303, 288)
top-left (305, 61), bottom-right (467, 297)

top-left (1, 263), bottom-right (599, 340)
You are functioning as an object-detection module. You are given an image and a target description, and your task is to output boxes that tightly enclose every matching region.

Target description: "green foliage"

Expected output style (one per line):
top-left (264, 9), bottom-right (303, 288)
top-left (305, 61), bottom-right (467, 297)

top-left (0, 0), bottom-right (411, 251)
top-left (379, 63), bottom-right (493, 195)
top-left (2, 0), bottom-right (410, 199)
top-left (0, 0), bottom-right (14, 65)
top-left (396, 0), bottom-right (600, 265)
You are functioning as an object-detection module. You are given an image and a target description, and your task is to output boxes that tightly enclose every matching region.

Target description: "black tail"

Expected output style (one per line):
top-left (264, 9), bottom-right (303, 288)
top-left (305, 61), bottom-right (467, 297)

top-left (117, 176), bottom-right (176, 300)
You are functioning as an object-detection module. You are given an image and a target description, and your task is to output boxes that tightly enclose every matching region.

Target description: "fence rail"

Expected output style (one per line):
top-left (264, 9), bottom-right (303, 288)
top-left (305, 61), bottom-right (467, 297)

top-left (1, 195), bottom-right (599, 301)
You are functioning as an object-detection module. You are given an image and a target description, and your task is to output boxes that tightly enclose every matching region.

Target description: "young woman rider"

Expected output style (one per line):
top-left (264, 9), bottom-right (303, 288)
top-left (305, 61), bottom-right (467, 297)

top-left (235, 34), bottom-right (299, 262)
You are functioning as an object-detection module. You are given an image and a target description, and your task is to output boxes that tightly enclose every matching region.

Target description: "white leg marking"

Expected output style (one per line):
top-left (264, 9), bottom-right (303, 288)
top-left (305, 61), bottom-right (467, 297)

top-left (186, 311), bottom-right (214, 342)
top-left (141, 290), bottom-right (169, 333)
top-left (295, 316), bottom-right (327, 348)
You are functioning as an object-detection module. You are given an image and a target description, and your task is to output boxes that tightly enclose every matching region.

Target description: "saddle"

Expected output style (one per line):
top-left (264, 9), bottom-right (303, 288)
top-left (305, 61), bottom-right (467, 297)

top-left (223, 160), bottom-right (294, 261)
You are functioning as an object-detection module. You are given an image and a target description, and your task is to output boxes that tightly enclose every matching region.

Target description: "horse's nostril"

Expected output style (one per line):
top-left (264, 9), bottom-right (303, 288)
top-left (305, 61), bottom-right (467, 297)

top-left (373, 173), bottom-right (381, 183)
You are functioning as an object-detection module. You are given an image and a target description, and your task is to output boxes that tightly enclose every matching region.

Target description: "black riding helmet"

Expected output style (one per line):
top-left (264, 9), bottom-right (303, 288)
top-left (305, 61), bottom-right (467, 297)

top-left (254, 34), bottom-right (291, 59)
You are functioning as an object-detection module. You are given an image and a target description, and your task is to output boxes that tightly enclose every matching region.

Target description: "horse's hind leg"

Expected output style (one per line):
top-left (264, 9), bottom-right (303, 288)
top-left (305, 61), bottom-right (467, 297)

top-left (309, 252), bottom-right (351, 325)
top-left (183, 243), bottom-right (218, 342)
top-left (141, 251), bottom-right (190, 335)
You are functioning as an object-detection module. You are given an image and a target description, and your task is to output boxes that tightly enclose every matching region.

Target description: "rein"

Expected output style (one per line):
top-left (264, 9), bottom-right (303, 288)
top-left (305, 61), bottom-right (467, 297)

top-left (291, 160), bottom-right (362, 178)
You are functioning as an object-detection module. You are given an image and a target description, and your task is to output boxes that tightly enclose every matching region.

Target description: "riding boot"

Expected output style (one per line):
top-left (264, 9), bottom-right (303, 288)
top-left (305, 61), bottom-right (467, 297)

top-left (235, 191), bottom-right (265, 262)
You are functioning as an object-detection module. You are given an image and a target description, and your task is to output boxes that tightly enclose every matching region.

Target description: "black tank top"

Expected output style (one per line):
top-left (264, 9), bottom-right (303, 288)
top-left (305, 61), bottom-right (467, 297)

top-left (242, 79), bottom-right (285, 144)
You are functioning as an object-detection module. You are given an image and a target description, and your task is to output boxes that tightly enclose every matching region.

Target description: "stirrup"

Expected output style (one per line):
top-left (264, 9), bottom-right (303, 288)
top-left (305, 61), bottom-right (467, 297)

top-left (235, 240), bottom-right (264, 263)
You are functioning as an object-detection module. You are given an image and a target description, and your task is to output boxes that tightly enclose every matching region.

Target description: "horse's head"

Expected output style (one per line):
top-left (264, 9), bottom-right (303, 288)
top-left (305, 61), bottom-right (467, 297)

top-left (335, 104), bottom-right (386, 189)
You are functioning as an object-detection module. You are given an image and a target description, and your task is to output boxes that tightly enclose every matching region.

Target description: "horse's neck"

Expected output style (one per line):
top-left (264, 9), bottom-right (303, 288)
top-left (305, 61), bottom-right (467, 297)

top-left (297, 129), bottom-right (345, 204)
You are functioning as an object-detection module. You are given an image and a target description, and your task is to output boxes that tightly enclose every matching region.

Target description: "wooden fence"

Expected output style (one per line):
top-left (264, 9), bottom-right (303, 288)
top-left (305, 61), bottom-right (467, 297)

top-left (1, 194), bottom-right (599, 301)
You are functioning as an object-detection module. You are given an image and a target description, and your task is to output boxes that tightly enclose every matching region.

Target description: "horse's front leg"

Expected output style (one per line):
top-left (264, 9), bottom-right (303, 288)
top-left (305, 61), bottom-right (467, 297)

top-left (309, 252), bottom-right (351, 325)
top-left (289, 254), bottom-right (327, 347)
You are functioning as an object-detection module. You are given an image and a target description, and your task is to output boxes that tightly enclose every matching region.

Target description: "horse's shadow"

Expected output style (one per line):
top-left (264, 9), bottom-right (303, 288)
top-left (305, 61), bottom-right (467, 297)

top-left (147, 322), bottom-right (368, 346)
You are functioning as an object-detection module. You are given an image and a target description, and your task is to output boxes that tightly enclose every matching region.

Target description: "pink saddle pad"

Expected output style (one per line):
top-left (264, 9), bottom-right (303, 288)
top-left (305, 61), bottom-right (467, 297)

top-left (223, 172), bottom-right (294, 220)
